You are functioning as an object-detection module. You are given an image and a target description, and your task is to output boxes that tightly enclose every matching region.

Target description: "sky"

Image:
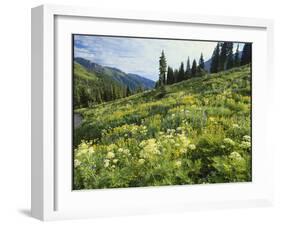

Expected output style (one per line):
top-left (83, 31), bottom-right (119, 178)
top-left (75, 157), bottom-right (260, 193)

top-left (74, 35), bottom-right (244, 81)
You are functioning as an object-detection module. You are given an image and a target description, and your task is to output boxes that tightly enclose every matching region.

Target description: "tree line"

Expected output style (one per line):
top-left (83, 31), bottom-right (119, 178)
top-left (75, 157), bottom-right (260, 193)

top-left (74, 78), bottom-right (131, 108)
top-left (74, 71), bottom-right (146, 108)
top-left (156, 42), bottom-right (252, 87)
top-left (156, 51), bottom-right (206, 87)
top-left (210, 42), bottom-right (251, 73)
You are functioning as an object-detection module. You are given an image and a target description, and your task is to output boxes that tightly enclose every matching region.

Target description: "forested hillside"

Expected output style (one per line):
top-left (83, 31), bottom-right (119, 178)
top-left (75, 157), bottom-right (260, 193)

top-left (74, 58), bottom-right (155, 108)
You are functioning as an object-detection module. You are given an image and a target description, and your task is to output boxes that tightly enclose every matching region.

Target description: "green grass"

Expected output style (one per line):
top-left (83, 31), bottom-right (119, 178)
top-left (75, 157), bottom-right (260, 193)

top-left (73, 65), bottom-right (252, 190)
top-left (74, 62), bottom-right (98, 81)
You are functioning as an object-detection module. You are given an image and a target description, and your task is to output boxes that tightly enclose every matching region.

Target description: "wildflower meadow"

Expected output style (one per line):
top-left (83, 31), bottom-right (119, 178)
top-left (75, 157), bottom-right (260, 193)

top-left (73, 65), bottom-right (252, 189)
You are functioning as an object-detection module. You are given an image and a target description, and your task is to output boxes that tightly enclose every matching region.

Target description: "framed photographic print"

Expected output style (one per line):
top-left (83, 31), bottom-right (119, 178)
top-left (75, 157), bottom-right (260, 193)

top-left (31, 4), bottom-right (274, 221)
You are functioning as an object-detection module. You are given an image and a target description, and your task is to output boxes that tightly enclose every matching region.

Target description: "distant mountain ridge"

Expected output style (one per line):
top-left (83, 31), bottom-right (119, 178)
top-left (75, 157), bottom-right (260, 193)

top-left (74, 57), bottom-right (155, 90)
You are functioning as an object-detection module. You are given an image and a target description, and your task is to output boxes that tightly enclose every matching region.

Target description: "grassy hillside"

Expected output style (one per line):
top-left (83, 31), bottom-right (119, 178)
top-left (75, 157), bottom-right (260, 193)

top-left (74, 65), bottom-right (252, 189)
top-left (74, 62), bottom-right (98, 81)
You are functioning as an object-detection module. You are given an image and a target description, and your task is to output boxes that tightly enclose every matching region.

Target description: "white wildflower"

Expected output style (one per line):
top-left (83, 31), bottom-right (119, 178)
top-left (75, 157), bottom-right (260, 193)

top-left (74, 159), bottom-right (81, 168)
top-left (123, 149), bottom-right (130, 155)
top-left (117, 148), bottom-right (124, 153)
top-left (140, 139), bottom-right (160, 158)
top-left (88, 146), bottom-right (94, 154)
top-left (180, 149), bottom-right (187, 154)
top-left (188, 144), bottom-right (196, 150)
top-left (106, 151), bottom-right (115, 159)
top-left (104, 159), bottom-right (110, 168)
top-left (175, 160), bottom-right (182, 168)
top-left (243, 135), bottom-right (251, 142)
top-left (223, 138), bottom-right (235, 146)
top-left (229, 151), bottom-right (243, 161)
top-left (240, 141), bottom-right (251, 149)
top-left (232, 124), bottom-right (239, 129)
top-left (138, 159), bottom-right (145, 164)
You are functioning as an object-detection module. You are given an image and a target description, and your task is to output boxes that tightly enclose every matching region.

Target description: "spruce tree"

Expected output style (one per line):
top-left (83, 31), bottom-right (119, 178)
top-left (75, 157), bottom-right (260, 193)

top-left (241, 43), bottom-right (252, 65)
top-left (185, 57), bottom-right (191, 79)
top-left (159, 50), bottom-right (167, 86)
top-left (199, 53), bottom-right (205, 70)
top-left (191, 59), bottom-right (197, 76)
top-left (234, 44), bottom-right (240, 67)
top-left (167, 66), bottom-right (174, 84)
top-left (173, 69), bottom-right (179, 83)
top-left (219, 42), bottom-right (227, 71)
top-left (210, 43), bottom-right (220, 73)
top-left (225, 42), bottom-right (234, 70)
top-left (178, 62), bottom-right (185, 82)
top-left (154, 81), bottom-right (159, 89)
top-left (126, 86), bottom-right (131, 97)
top-left (96, 89), bottom-right (102, 103)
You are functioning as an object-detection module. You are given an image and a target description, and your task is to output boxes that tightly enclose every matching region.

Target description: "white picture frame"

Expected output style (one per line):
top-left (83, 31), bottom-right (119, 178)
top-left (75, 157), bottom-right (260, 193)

top-left (31, 4), bottom-right (274, 221)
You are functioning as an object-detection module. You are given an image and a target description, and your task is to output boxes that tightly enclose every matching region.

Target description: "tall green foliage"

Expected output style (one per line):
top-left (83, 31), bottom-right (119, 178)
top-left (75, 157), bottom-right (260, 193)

top-left (178, 62), bottom-right (185, 82)
top-left (219, 42), bottom-right (227, 71)
top-left (173, 69), bottom-right (179, 83)
top-left (234, 44), bottom-right (240, 67)
top-left (226, 42), bottom-right (234, 70)
top-left (210, 43), bottom-right (220, 73)
top-left (185, 57), bottom-right (191, 79)
top-left (191, 59), bottom-right (197, 76)
top-left (167, 66), bottom-right (174, 84)
top-left (241, 43), bottom-right (252, 66)
top-left (159, 50), bottom-right (167, 86)
top-left (199, 53), bottom-right (205, 70)
top-left (126, 86), bottom-right (131, 97)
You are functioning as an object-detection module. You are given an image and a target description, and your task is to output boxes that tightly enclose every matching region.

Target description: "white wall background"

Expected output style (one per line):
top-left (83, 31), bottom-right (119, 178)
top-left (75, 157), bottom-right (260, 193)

top-left (0, 0), bottom-right (280, 225)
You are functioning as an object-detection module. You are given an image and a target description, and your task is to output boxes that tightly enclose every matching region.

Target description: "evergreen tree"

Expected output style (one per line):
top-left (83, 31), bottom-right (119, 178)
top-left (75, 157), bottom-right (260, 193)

top-left (158, 50), bottom-right (167, 86)
top-left (96, 89), bottom-right (102, 103)
top-left (199, 53), bottom-right (205, 70)
top-left (173, 69), bottom-right (179, 83)
top-left (136, 86), bottom-right (144, 93)
top-left (241, 43), bottom-right (252, 65)
top-left (154, 81), bottom-right (159, 89)
top-left (112, 85), bottom-right (116, 100)
top-left (126, 86), bottom-right (131, 97)
top-left (109, 85), bottom-right (114, 100)
top-left (210, 43), bottom-right (220, 73)
top-left (178, 62), bottom-right (185, 82)
top-left (167, 66), bottom-right (174, 84)
top-left (219, 42), bottom-right (227, 71)
top-left (191, 59), bottom-right (197, 76)
top-left (234, 44), bottom-right (240, 67)
top-left (225, 42), bottom-right (234, 70)
top-left (185, 57), bottom-right (191, 79)
top-left (80, 87), bottom-right (89, 107)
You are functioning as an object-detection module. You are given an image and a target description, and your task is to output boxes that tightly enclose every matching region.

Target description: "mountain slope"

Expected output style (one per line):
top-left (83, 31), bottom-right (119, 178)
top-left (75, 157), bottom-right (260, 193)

top-left (74, 65), bottom-right (252, 189)
top-left (76, 64), bottom-right (251, 142)
top-left (74, 62), bottom-right (130, 108)
top-left (74, 57), bottom-right (155, 90)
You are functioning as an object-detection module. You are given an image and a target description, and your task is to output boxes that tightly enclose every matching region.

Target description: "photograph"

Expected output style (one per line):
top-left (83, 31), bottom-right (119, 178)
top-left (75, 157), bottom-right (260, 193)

top-left (72, 34), bottom-right (252, 190)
